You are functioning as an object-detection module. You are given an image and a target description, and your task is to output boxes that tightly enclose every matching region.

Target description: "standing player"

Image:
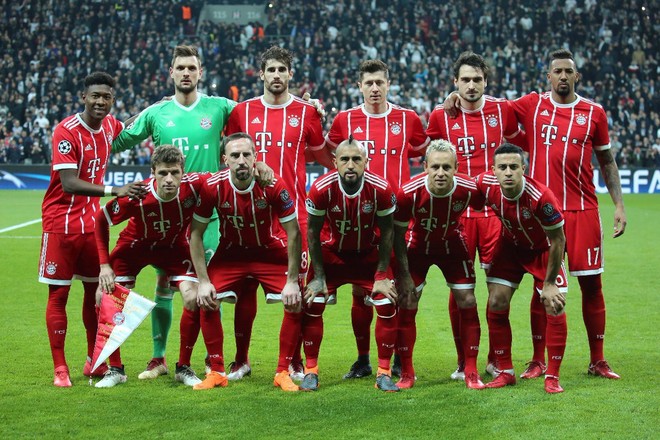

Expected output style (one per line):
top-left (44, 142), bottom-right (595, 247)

top-left (302, 137), bottom-right (399, 392)
top-left (325, 60), bottom-right (429, 379)
top-left (427, 52), bottom-right (524, 380)
top-left (112, 45), bottom-right (238, 380)
top-left (190, 133), bottom-right (303, 392)
top-left (94, 146), bottom-right (222, 389)
top-left (39, 72), bottom-right (145, 387)
top-left (223, 46), bottom-right (330, 381)
top-left (508, 49), bottom-right (626, 379)
top-left (474, 144), bottom-right (568, 394)
top-left (393, 140), bottom-right (484, 390)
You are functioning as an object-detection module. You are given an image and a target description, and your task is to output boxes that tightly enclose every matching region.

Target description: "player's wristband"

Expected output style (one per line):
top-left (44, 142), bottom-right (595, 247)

top-left (374, 271), bottom-right (388, 281)
top-left (104, 185), bottom-right (114, 197)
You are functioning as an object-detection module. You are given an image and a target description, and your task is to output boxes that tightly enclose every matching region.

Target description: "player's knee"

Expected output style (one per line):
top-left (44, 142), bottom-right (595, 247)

top-left (488, 290), bottom-right (510, 311)
top-left (455, 290), bottom-right (477, 309)
top-left (180, 286), bottom-right (198, 311)
top-left (375, 303), bottom-right (396, 319)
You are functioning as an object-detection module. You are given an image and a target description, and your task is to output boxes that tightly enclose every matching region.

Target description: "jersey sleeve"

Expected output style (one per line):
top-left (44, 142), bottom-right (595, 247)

top-left (305, 182), bottom-right (327, 216)
top-left (305, 105), bottom-right (326, 150)
top-left (426, 107), bottom-right (446, 140)
top-left (193, 178), bottom-right (216, 223)
top-left (393, 187), bottom-right (413, 227)
top-left (325, 111), bottom-right (346, 149)
top-left (408, 112), bottom-right (430, 151)
top-left (470, 173), bottom-right (488, 211)
top-left (112, 107), bottom-right (153, 152)
top-left (509, 92), bottom-right (538, 122)
top-left (270, 178), bottom-right (297, 223)
top-left (376, 183), bottom-right (397, 217)
top-left (535, 189), bottom-right (564, 230)
top-left (224, 104), bottom-right (243, 135)
top-left (102, 197), bottom-right (134, 227)
top-left (51, 125), bottom-right (80, 171)
top-left (591, 105), bottom-right (611, 151)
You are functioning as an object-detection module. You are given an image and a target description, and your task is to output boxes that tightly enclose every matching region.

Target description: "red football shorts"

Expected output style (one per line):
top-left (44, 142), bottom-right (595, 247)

top-left (407, 236), bottom-right (476, 292)
top-left (38, 232), bottom-right (99, 285)
top-left (461, 215), bottom-right (501, 269)
top-left (562, 209), bottom-right (604, 276)
top-left (487, 241), bottom-right (568, 293)
top-left (110, 239), bottom-right (197, 286)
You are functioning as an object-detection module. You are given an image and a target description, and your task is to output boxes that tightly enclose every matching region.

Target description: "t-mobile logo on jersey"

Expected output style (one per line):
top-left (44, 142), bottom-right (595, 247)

top-left (227, 215), bottom-right (244, 229)
top-left (171, 137), bottom-right (209, 152)
top-left (87, 158), bottom-right (102, 179)
top-left (358, 140), bottom-right (376, 159)
top-left (419, 217), bottom-right (437, 232)
top-left (153, 220), bottom-right (171, 234)
top-left (541, 124), bottom-right (559, 146)
top-left (254, 132), bottom-right (272, 153)
top-left (456, 136), bottom-right (477, 156)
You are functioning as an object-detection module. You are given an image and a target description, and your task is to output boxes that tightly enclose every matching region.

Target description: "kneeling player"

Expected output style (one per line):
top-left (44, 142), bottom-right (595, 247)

top-left (302, 137), bottom-right (399, 392)
top-left (94, 146), bottom-right (220, 388)
top-left (394, 140), bottom-right (484, 389)
top-left (475, 144), bottom-right (568, 394)
top-left (191, 133), bottom-right (303, 392)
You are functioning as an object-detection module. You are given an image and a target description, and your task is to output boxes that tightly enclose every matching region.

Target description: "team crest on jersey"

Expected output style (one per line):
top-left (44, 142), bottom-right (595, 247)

top-left (389, 122), bottom-right (402, 135)
top-left (256, 198), bottom-right (268, 210)
top-left (46, 261), bottom-right (57, 276)
top-left (112, 200), bottom-right (120, 214)
top-left (487, 115), bottom-right (499, 128)
top-left (288, 115), bottom-right (300, 127)
top-left (57, 140), bottom-right (72, 154)
top-left (521, 207), bottom-right (532, 219)
top-left (112, 312), bottom-right (125, 326)
top-left (183, 196), bottom-right (195, 209)
top-left (305, 198), bottom-right (315, 210)
top-left (362, 201), bottom-right (374, 213)
top-left (453, 201), bottom-right (465, 212)
top-left (200, 117), bottom-right (212, 130)
top-left (575, 114), bottom-right (587, 126)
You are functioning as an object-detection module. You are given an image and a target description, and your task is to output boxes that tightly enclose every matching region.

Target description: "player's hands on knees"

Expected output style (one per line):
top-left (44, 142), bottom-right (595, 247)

top-left (540, 283), bottom-right (565, 315)
top-left (116, 181), bottom-right (148, 199)
top-left (396, 273), bottom-right (416, 305)
top-left (302, 92), bottom-right (327, 121)
top-left (99, 264), bottom-right (116, 294)
top-left (373, 278), bottom-right (398, 304)
top-left (196, 281), bottom-right (218, 311)
top-left (304, 277), bottom-right (328, 307)
top-left (442, 91), bottom-right (461, 118)
top-left (254, 162), bottom-right (274, 187)
top-left (282, 280), bottom-right (302, 308)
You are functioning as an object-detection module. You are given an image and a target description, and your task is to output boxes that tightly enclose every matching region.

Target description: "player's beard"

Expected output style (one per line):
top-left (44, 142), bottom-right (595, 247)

top-left (340, 173), bottom-right (363, 195)
top-left (555, 82), bottom-right (571, 97)
top-left (266, 80), bottom-right (287, 96)
top-left (175, 81), bottom-right (197, 95)
top-left (460, 91), bottom-right (482, 103)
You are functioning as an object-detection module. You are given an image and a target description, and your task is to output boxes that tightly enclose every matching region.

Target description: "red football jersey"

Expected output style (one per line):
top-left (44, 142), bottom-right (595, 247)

top-left (306, 169), bottom-right (396, 253)
top-left (427, 96), bottom-right (521, 218)
top-left (100, 173), bottom-right (205, 247)
top-left (42, 113), bottom-right (122, 234)
top-left (474, 172), bottom-right (564, 250)
top-left (509, 92), bottom-right (610, 211)
top-left (325, 103), bottom-right (430, 189)
top-left (225, 95), bottom-right (324, 217)
top-left (394, 172), bottom-right (480, 255)
top-left (195, 169), bottom-right (296, 250)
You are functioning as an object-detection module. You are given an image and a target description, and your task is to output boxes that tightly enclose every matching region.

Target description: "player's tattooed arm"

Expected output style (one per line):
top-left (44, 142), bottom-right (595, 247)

top-left (304, 213), bottom-right (328, 306)
top-left (595, 148), bottom-right (627, 237)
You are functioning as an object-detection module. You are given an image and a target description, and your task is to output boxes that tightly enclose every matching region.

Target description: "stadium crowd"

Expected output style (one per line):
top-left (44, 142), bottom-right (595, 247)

top-left (0, 0), bottom-right (658, 167)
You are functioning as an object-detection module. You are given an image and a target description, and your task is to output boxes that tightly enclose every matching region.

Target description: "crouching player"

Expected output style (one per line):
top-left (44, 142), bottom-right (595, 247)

top-left (302, 136), bottom-right (399, 392)
top-left (190, 132), bottom-right (303, 392)
top-left (394, 140), bottom-right (484, 389)
top-left (475, 144), bottom-right (568, 393)
top-left (94, 146), bottom-right (222, 388)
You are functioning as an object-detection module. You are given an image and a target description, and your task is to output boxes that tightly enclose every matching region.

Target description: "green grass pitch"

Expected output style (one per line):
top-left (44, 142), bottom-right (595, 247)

top-left (0, 190), bottom-right (658, 439)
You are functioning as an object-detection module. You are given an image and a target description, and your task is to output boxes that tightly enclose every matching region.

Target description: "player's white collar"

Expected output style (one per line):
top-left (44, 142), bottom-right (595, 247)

top-left (461, 98), bottom-right (486, 114)
top-left (229, 176), bottom-right (256, 194)
top-left (549, 93), bottom-right (581, 108)
top-left (260, 94), bottom-right (293, 109)
top-left (337, 172), bottom-right (365, 198)
top-left (360, 102), bottom-right (392, 118)
top-left (75, 113), bottom-right (104, 134)
top-left (173, 93), bottom-right (202, 111)
top-left (503, 177), bottom-right (526, 201)
top-left (150, 178), bottom-right (181, 202)
top-left (425, 175), bottom-right (457, 198)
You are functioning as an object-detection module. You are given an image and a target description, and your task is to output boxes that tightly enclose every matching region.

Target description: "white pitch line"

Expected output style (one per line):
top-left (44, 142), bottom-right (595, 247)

top-left (0, 218), bottom-right (42, 234)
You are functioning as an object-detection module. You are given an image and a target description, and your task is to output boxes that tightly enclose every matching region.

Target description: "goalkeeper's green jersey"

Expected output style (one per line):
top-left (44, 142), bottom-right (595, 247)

top-left (113, 93), bottom-right (236, 172)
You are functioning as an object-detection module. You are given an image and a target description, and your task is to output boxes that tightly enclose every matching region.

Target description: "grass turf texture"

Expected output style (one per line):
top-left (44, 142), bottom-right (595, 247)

top-left (0, 190), bottom-right (658, 439)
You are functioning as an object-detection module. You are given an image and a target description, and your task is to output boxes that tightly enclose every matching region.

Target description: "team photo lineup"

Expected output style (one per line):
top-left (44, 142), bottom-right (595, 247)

top-left (29, 2), bottom-right (645, 397)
